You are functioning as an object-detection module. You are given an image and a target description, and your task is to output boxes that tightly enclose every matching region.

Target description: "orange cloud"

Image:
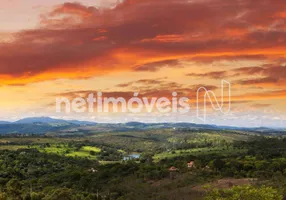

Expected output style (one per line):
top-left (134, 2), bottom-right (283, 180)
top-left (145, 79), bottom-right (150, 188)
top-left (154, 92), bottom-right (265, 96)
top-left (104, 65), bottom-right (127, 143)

top-left (186, 71), bottom-right (227, 79)
top-left (0, 0), bottom-right (285, 85)
top-left (141, 35), bottom-right (186, 43)
top-left (49, 2), bottom-right (98, 18)
top-left (233, 90), bottom-right (286, 101)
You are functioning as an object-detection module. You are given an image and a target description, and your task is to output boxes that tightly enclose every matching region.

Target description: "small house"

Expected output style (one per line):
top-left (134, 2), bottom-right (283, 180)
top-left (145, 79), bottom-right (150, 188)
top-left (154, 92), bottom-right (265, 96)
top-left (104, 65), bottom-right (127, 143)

top-left (168, 166), bottom-right (178, 171)
top-left (88, 168), bottom-right (98, 173)
top-left (187, 161), bottom-right (195, 169)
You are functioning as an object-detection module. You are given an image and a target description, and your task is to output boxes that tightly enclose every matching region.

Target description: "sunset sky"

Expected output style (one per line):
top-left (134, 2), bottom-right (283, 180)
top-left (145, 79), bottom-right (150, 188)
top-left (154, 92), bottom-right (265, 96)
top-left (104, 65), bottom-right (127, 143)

top-left (0, 0), bottom-right (285, 127)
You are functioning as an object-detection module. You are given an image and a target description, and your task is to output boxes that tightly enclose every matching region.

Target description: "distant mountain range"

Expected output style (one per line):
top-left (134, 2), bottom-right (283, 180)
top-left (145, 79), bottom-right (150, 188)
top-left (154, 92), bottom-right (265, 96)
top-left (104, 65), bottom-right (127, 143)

top-left (0, 117), bottom-right (97, 134)
top-left (0, 117), bottom-right (97, 126)
top-left (0, 117), bottom-right (284, 135)
top-left (14, 117), bottom-right (97, 125)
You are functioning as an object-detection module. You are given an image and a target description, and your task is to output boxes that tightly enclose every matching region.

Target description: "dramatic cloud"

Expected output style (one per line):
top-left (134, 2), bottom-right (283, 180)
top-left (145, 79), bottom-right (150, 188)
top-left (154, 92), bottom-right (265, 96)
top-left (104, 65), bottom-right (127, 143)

top-left (186, 71), bottom-right (227, 79)
top-left (49, 2), bottom-right (98, 17)
top-left (184, 63), bottom-right (286, 87)
top-left (186, 55), bottom-right (269, 64)
top-left (233, 90), bottom-right (286, 101)
top-left (234, 65), bottom-right (286, 86)
top-left (58, 79), bottom-right (218, 100)
top-left (0, 0), bottom-right (285, 85)
top-left (134, 59), bottom-right (181, 72)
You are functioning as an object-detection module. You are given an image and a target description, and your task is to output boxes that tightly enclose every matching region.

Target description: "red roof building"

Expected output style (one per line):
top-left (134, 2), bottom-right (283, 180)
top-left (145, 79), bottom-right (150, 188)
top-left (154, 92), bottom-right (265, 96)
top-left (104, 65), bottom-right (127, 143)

top-left (168, 166), bottom-right (178, 171)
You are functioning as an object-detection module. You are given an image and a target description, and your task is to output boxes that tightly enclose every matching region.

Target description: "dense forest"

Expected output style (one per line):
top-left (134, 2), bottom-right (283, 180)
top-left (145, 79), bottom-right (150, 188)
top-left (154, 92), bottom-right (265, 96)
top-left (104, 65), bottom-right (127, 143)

top-left (0, 128), bottom-right (285, 199)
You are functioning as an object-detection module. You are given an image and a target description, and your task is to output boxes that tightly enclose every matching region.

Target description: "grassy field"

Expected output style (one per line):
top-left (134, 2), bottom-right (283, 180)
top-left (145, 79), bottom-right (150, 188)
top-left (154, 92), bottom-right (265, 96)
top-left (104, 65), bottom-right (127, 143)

top-left (0, 143), bottom-right (102, 160)
top-left (66, 146), bottom-right (101, 159)
top-left (38, 145), bottom-right (101, 160)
